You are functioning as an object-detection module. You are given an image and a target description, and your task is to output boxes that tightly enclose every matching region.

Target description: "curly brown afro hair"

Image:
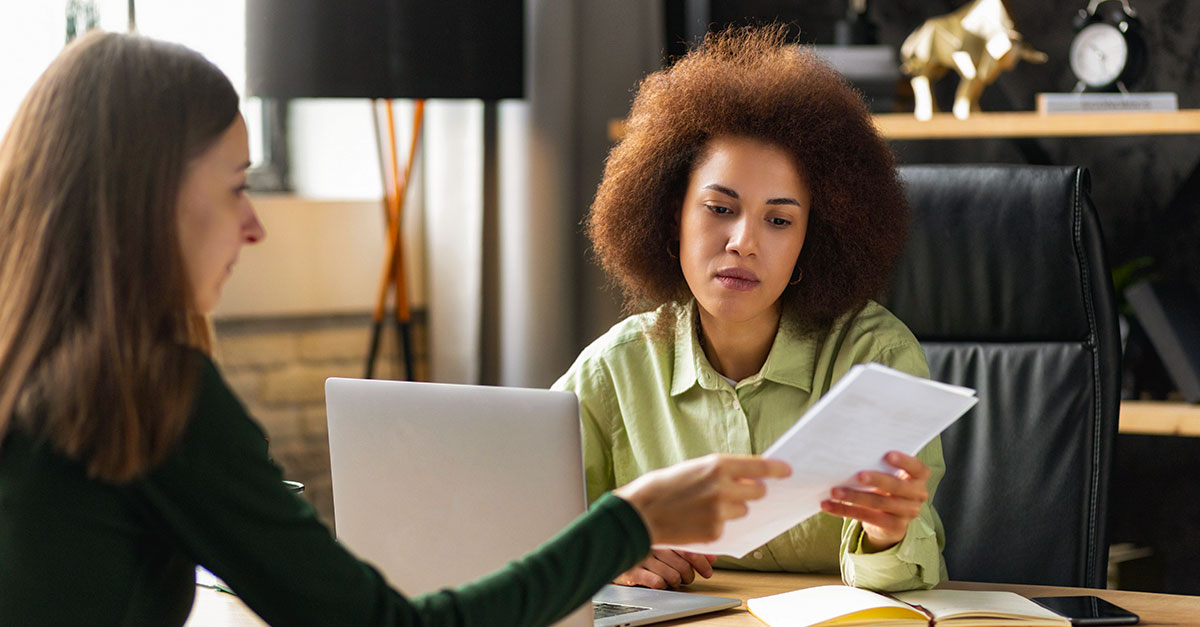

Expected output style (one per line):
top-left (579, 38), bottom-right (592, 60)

top-left (587, 25), bottom-right (909, 331)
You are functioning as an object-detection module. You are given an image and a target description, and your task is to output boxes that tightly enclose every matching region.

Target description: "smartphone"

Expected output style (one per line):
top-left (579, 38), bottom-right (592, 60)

top-left (1031, 595), bottom-right (1139, 626)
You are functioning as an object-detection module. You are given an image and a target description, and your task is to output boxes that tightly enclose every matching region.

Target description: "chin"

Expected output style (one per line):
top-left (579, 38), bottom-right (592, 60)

top-left (699, 302), bottom-right (759, 324)
top-left (196, 291), bottom-right (221, 315)
top-left (701, 294), bottom-right (781, 323)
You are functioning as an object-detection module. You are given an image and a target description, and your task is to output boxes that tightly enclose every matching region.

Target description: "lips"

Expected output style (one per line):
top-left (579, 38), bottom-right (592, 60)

top-left (715, 267), bottom-right (759, 291)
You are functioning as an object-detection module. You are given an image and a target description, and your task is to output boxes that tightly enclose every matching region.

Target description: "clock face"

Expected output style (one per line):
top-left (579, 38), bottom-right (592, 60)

top-left (1070, 22), bottom-right (1129, 88)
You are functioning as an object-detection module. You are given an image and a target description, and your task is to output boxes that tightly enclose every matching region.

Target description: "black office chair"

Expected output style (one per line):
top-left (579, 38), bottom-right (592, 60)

top-left (886, 165), bottom-right (1121, 588)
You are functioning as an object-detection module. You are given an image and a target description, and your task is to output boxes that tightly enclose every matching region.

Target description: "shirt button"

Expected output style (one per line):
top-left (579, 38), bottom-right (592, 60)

top-left (753, 551), bottom-right (764, 559)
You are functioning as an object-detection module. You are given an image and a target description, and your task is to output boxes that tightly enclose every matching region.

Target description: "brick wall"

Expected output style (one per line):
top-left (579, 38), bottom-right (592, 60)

top-left (212, 312), bottom-right (425, 530)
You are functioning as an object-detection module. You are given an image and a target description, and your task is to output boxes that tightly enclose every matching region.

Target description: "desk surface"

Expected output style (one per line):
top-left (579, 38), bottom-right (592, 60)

top-left (656, 572), bottom-right (1199, 626)
top-left (186, 570), bottom-right (1199, 626)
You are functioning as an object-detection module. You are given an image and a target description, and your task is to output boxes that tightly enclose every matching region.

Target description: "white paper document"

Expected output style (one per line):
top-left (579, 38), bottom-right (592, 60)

top-left (660, 363), bottom-right (978, 558)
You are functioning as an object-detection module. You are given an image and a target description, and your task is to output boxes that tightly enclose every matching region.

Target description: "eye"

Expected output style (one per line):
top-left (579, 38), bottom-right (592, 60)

top-left (768, 216), bottom-right (792, 227)
top-left (704, 203), bottom-right (731, 215)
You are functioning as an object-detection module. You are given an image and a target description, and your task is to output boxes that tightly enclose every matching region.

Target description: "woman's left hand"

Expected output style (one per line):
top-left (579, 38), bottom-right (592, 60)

top-left (819, 451), bottom-right (929, 552)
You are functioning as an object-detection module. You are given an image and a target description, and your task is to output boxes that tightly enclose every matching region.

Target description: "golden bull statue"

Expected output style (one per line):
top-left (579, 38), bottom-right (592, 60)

top-left (900, 0), bottom-right (1047, 120)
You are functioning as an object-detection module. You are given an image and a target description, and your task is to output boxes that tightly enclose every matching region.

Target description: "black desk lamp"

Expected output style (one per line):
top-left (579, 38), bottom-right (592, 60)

top-left (246, 0), bottom-right (524, 380)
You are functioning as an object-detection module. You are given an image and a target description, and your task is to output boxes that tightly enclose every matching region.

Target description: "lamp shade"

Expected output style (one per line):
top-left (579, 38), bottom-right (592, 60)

top-left (246, 0), bottom-right (524, 100)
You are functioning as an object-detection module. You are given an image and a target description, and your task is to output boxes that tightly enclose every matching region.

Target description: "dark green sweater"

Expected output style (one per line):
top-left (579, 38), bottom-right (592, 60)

top-left (0, 354), bottom-right (650, 626)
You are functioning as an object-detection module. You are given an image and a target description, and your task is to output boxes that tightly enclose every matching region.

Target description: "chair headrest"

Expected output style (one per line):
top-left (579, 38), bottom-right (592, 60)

top-left (888, 165), bottom-right (1101, 341)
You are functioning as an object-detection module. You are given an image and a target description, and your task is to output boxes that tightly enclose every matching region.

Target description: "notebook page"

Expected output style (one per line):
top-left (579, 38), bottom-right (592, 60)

top-left (892, 590), bottom-right (1071, 624)
top-left (748, 585), bottom-right (926, 627)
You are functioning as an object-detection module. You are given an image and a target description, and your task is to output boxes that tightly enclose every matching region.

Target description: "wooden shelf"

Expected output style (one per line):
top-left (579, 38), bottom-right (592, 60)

top-left (874, 110), bottom-right (1200, 139)
top-left (608, 110), bottom-right (1200, 142)
top-left (1119, 400), bottom-right (1200, 437)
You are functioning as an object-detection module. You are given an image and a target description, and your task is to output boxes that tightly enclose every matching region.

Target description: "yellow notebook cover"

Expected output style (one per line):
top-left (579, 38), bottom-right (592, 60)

top-left (748, 585), bottom-right (1071, 627)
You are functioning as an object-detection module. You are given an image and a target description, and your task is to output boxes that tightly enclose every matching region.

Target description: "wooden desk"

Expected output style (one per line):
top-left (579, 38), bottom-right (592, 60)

top-left (659, 571), bottom-right (1198, 626)
top-left (186, 571), bottom-right (1200, 626)
top-left (608, 110), bottom-right (1200, 142)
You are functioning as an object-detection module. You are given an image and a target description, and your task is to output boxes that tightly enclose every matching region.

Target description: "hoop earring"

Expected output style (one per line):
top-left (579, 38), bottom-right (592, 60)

top-left (666, 240), bottom-right (680, 259)
top-left (789, 267), bottom-right (803, 286)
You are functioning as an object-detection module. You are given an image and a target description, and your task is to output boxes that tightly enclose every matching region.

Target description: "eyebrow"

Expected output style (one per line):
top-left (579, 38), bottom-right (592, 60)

top-left (703, 183), bottom-right (802, 208)
top-left (704, 183), bottom-right (739, 199)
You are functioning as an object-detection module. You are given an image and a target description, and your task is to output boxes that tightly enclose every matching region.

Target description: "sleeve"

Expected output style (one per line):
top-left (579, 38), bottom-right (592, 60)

top-left (552, 357), bottom-right (618, 505)
top-left (838, 340), bottom-right (949, 592)
top-left (137, 355), bottom-right (650, 626)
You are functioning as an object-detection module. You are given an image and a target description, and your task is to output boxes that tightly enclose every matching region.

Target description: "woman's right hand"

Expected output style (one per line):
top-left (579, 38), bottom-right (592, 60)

top-left (612, 454), bottom-right (790, 563)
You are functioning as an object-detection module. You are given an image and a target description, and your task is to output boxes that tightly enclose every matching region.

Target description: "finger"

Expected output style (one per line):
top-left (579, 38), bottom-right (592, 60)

top-left (716, 455), bottom-right (792, 480)
top-left (641, 555), bottom-right (685, 588)
top-left (650, 549), bottom-right (699, 585)
top-left (717, 499), bottom-right (750, 523)
top-left (729, 477), bottom-right (768, 502)
top-left (884, 451), bottom-right (930, 481)
top-left (615, 567), bottom-right (667, 590)
top-left (678, 550), bottom-right (715, 579)
top-left (831, 486), bottom-right (923, 519)
top-left (821, 500), bottom-right (904, 533)
top-left (853, 471), bottom-right (928, 502)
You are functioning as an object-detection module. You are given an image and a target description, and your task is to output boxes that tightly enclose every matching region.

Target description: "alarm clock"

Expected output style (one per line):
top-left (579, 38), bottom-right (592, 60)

top-left (1069, 0), bottom-right (1146, 92)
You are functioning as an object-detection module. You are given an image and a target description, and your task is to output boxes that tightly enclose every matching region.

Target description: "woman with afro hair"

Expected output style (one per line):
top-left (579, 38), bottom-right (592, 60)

top-left (554, 25), bottom-right (946, 593)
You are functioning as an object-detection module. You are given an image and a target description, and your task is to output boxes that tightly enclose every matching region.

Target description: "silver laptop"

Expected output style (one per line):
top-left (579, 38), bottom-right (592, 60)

top-left (325, 377), bottom-right (740, 626)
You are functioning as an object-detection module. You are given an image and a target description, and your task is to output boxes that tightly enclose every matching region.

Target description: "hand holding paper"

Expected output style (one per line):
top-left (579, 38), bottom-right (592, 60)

top-left (821, 449), bottom-right (932, 551)
top-left (658, 363), bottom-right (977, 558)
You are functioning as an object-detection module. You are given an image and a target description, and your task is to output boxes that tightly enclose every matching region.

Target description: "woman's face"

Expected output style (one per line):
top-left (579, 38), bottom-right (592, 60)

top-left (677, 135), bottom-right (810, 329)
top-left (176, 115), bottom-right (265, 314)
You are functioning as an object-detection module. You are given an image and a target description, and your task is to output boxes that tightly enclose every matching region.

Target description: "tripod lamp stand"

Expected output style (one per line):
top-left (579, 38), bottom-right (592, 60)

top-left (246, 0), bottom-right (524, 380)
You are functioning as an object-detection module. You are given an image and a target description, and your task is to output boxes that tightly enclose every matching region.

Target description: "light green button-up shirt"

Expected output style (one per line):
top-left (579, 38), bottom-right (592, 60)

top-left (553, 299), bottom-right (947, 591)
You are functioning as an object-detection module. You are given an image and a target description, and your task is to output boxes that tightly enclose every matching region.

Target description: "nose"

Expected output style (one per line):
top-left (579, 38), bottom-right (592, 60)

top-left (243, 204), bottom-right (266, 244)
top-left (726, 215), bottom-right (757, 257)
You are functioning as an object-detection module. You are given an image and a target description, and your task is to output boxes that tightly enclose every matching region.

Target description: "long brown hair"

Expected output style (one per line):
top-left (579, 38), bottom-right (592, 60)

top-left (0, 32), bottom-right (240, 481)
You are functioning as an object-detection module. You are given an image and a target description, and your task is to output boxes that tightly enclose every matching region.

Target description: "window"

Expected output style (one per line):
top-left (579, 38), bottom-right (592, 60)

top-left (1, 1), bottom-right (263, 166)
top-left (2, 1), bottom-right (410, 200)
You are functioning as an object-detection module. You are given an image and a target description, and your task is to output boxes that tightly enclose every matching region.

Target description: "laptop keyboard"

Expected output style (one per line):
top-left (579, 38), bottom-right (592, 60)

top-left (593, 602), bottom-right (649, 619)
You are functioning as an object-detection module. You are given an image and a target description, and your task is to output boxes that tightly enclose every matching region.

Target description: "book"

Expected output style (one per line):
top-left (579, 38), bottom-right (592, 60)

top-left (663, 363), bottom-right (977, 558)
top-left (748, 585), bottom-right (1071, 626)
top-left (1035, 92), bottom-right (1178, 114)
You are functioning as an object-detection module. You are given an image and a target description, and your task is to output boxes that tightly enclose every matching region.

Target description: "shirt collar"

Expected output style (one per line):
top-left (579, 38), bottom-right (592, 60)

top-left (670, 302), bottom-right (703, 396)
top-left (759, 313), bottom-right (814, 393)
top-left (670, 301), bottom-right (814, 396)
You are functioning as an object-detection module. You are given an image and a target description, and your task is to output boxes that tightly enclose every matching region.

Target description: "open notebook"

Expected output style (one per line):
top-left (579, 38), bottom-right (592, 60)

top-left (747, 585), bottom-right (1070, 627)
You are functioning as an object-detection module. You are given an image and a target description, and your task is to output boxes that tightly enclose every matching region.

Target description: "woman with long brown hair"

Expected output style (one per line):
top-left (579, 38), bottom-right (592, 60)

top-left (0, 32), bottom-right (788, 626)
